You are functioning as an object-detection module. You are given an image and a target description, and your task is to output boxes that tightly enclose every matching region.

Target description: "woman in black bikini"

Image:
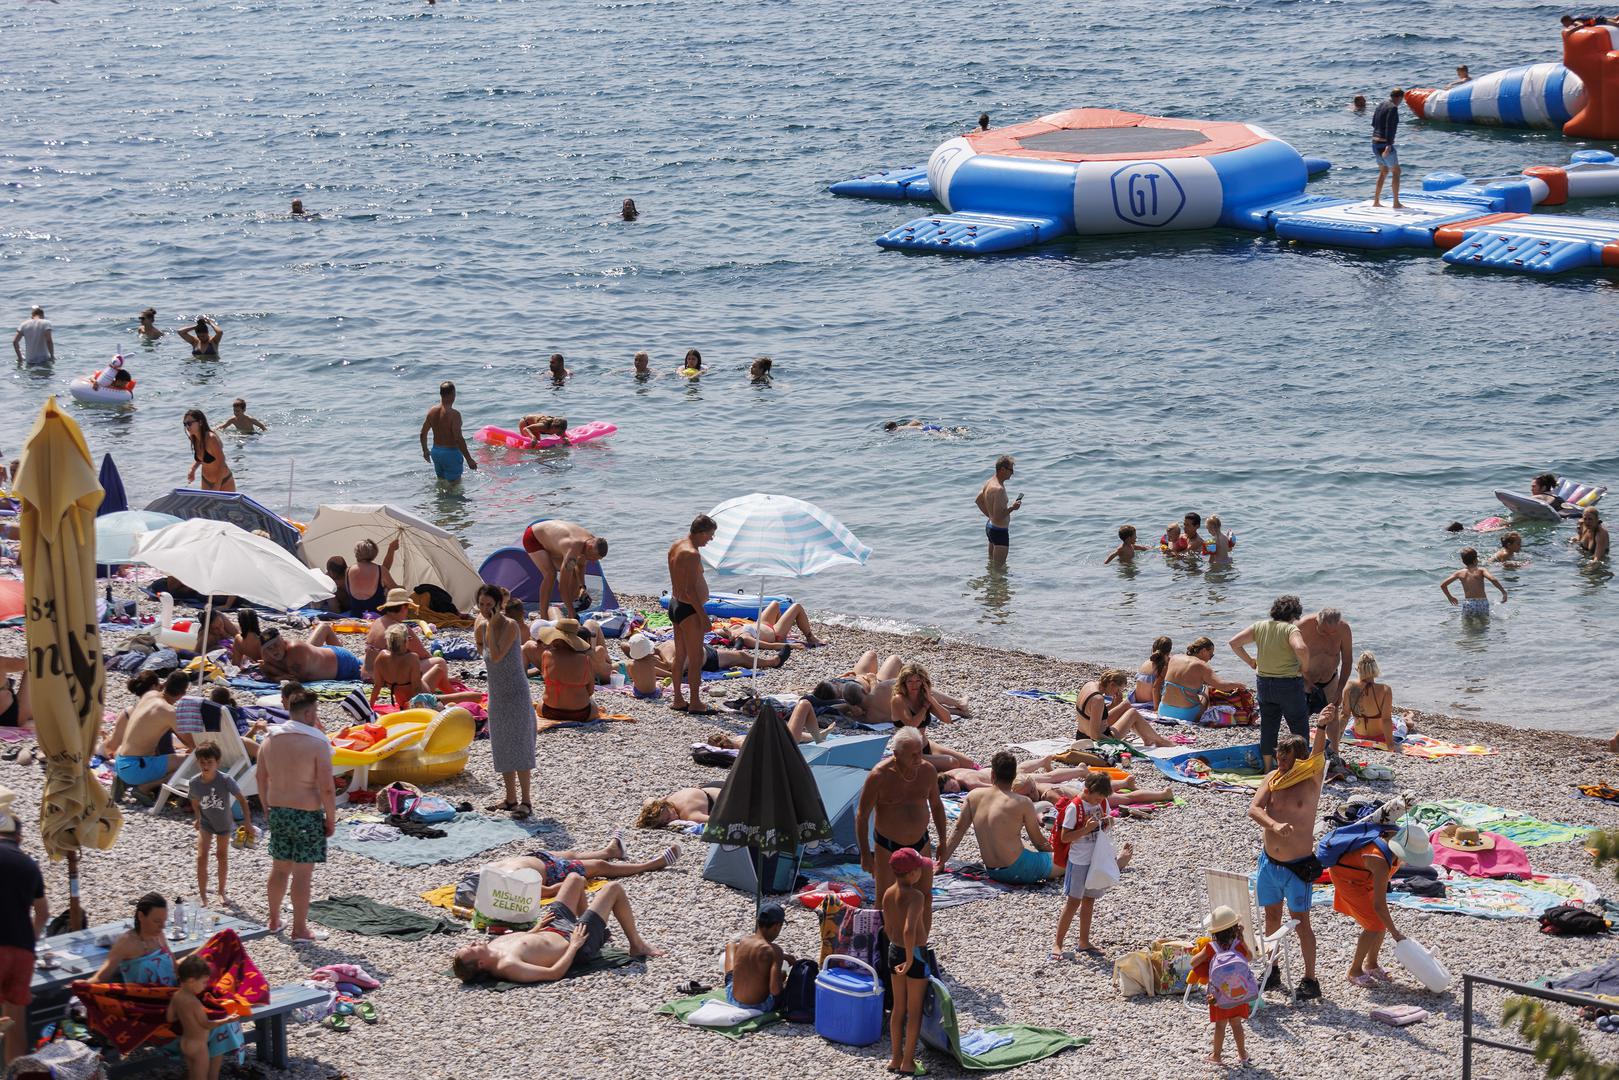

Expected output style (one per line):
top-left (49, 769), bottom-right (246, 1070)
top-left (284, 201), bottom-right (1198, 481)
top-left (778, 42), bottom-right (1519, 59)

top-left (1342, 651), bottom-right (1395, 747)
top-left (344, 539), bottom-right (399, 615)
top-left (176, 316), bottom-right (223, 356)
top-left (636, 785), bottom-right (726, 827)
top-left (0, 656), bottom-right (28, 728)
top-left (890, 662), bottom-right (977, 769)
top-left (183, 410), bottom-right (234, 492)
top-left (1074, 670), bottom-right (1176, 748)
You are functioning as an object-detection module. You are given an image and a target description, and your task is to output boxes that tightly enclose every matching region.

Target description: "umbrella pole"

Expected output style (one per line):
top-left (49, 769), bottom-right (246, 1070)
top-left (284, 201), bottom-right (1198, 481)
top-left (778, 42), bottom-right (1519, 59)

top-left (753, 845), bottom-right (763, 917)
top-left (752, 575), bottom-right (764, 672)
top-left (198, 596), bottom-right (214, 668)
top-left (286, 460), bottom-right (294, 516)
top-left (66, 850), bottom-right (85, 931)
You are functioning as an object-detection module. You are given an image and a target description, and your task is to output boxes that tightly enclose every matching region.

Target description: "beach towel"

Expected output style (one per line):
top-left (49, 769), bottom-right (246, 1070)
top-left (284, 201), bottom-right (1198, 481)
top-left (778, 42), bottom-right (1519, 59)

top-left (330, 812), bottom-right (546, 867)
top-left (73, 928), bottom-right (269, 1055)
top-left (227, 676), bottom-right (366, 699)
top-left (1302, 873), bottom-right (1601, 920)
top-left (1005, 689), bottom-right (1077, 705)
top-left (458, 948), bottom-right (639, 991)
top-left (802, 862), bottom-right (1007, 910)
top-left (1349, 733), bottom-right (1497, 759)
top-left (655, 990), bottom-right (784, 1039)
top-left (307, 895), bottom-right (464, 941)
top-left (1429, 831), bottom-right (1533, 878)
top-left (1404, 801), bottom-right (1594, 847)
top-left (921, 977), bottom-right (1086, 1070)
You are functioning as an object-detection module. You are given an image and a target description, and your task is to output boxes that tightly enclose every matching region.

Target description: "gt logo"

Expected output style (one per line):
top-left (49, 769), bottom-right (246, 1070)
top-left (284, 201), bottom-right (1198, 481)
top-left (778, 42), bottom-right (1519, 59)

top-left (1111, 163), bottom-right (1186, 227)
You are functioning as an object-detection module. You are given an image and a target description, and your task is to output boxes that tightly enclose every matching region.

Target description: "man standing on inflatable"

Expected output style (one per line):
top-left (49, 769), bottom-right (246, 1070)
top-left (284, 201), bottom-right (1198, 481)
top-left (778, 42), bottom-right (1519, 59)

top-left (522, 520), bottom-right (608, 619)
top-left (1371, 88), bottom-right (1405, 209)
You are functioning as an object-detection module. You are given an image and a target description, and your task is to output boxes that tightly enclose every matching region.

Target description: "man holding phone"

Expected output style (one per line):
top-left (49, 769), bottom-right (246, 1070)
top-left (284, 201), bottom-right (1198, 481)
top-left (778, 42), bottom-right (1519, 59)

top-left (975, 455), bottom-right (1022, 564)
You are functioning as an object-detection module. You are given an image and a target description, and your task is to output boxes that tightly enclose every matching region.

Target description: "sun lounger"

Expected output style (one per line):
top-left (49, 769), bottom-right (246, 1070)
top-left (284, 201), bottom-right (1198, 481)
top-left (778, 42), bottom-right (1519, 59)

top-left (1184, 868), bottom-right (1297, 1008)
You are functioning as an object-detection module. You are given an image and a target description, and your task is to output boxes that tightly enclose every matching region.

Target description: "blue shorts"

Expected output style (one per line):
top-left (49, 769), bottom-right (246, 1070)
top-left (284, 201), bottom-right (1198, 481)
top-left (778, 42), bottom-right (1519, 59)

top-left (326, 646), bottom-right (361, 681)
top-left (1255, 850), bottom-right (1314, 914)
top-left (430, 444), bottom-right (465, 482)
top-left (1373, 143), bottom-right (1398, 169)
top-left (984, 847), bottom-right (1053, 885)
top-left (723, 972), bottom-right (776, 1013)
top-left (1460, 597), bottom-right (1490, 618)
top-left (985, 523), bottom-right (1010, 547)
top-left (115, 754), bottom-right (170, 786)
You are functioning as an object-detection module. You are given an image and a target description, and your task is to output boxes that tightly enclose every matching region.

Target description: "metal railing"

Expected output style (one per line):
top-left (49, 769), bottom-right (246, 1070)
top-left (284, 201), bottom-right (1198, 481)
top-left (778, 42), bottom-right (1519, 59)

top-left (1461, 971), bottom-right (1611, 1080)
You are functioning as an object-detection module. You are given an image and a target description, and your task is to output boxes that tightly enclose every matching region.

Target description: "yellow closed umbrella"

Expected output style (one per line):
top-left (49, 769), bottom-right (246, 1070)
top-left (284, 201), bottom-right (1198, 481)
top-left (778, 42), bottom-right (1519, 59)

top-left (15, 397), bottom-right (122, 926)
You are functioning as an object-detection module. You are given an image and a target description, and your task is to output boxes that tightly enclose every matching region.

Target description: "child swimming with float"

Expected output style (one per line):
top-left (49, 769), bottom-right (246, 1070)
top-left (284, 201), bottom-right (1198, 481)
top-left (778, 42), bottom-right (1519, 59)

top-left (1440, 547), bottom-right (1508, 617)
top-left (1105, 524), bottom-right (1149, 565)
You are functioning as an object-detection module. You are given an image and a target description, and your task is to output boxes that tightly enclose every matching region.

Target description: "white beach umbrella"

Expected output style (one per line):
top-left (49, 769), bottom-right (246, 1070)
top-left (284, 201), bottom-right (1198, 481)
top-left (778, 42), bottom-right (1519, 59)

top-left (132, 518), bottom-right (335, 650)
top-left (297, 503), bottom-right (483, 610)
top-left (700, 493), bottom-right (872, 667)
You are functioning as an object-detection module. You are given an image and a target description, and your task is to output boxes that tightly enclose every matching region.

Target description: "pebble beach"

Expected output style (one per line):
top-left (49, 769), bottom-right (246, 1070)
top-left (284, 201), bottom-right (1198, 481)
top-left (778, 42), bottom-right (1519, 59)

top-left (2, 584), bottom-right (1615, 1080)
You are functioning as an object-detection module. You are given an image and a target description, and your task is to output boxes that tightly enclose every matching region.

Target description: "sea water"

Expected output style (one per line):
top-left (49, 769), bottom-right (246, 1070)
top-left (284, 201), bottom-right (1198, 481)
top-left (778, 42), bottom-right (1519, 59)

top-left (2, 0), bottom-right (1615, 733)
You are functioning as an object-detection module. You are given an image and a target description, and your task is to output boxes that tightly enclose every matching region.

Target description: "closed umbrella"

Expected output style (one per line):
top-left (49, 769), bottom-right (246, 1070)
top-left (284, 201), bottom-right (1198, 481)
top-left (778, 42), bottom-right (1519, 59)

top-left (97, 454), bottom-right (127, 517)
top-left (702, 699), bottom-right (831, 914)
top-left (95, 510), bottom-right (182, 566)
top-left (297, 503), bottom-right (484, 611)
top-left (15, 398), bottom-right (123, 928)
top-left (701, 492), bottom-right (872, 667)
top-left (132, 519), bottom-right (335, 652)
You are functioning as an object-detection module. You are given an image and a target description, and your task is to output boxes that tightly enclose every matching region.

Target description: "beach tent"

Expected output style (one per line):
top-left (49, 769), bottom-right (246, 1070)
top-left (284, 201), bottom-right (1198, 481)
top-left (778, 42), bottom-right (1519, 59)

top-left (703, 763), bottom-right (866, 894)
top-left (476, 546), bottom-right (619, 613)
top-left (298, 503), bottom-right (484, 611)
top-left (800, 731), bottom-right (891, 770)
top-left (145, 488), bottom-right (301, 555)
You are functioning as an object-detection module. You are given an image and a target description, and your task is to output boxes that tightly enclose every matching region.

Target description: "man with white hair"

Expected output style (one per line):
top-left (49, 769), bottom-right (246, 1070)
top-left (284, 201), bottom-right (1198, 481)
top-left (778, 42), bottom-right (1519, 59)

top-left (1297, 608), bottom-right (1354, 717)
top-left (857, 727), bottom-right (949, 938)
top-left (0, 787), bottom-right (48, 1067)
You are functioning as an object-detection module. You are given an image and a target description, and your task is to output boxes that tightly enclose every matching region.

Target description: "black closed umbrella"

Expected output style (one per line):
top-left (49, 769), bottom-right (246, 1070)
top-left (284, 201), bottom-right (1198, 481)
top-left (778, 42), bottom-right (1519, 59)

top-left (702, 700), bottom-right (831, 913)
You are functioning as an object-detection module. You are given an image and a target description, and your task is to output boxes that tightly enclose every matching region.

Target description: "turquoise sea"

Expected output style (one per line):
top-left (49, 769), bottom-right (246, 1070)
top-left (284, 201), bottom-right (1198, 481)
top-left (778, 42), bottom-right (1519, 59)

top-left (2, 0), bottom-right (1615, 733)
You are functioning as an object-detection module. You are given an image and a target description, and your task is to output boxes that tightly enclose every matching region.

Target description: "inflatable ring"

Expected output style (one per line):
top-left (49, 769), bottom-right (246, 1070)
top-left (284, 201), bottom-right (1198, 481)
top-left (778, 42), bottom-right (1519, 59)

top-left (69, 376), bottom-right (134, 405)
top-left (796, 880), bottom-right (863, 910)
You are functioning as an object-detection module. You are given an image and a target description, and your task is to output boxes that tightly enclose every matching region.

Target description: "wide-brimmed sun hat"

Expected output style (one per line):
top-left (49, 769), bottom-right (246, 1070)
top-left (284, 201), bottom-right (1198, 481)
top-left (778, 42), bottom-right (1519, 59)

top-left (377, 588), bottom-right (415, 612)
top-left (1434, 824), bottom-right (1495, 852)
top-left (537, 618), bottom-right (591, 652)
top-left (1388, 822), bottom-right (1435, 869)
top-left (625, 633), bottom-right (653, 661)
top-left (1203, 904), bottom-right (1240, 934)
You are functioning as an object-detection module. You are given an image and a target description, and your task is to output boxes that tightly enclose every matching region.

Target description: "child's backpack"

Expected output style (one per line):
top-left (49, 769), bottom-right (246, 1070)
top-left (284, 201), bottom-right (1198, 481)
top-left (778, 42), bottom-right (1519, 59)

top-left (1207, 941), bottom-right (1258, 1009)
top-left (1314, 817), bottom-right (1394, 870)
top-left (780, 958), bottom-right (819, 1022)
top-left (1048, 794), bottom-right (1084, 866)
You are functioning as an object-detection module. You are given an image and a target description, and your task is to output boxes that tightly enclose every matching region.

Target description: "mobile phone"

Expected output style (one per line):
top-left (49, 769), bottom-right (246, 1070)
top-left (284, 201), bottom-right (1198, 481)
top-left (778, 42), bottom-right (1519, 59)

top-left (1017, 492), bottom-right (1025, 502)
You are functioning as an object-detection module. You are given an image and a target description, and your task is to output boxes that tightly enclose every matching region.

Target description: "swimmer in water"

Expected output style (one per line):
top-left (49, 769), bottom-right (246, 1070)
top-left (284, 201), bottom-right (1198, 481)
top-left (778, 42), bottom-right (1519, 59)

top-left (631, 351), bottom-right (653, 379)
top-left (176, 316), bottom-right (223, 357)
top-left (1352, 95), bottom-right (1366, 111)
top-left (548, 353), bottom-right (571, 383)
top-left (220, 397), bottom-right (267, 434)
top-left (884, 419), bottom-right (968, 435)
top-left (1104, 524), bottom-right (1148, 565)
top-left (1491, 531), bottom-right (1525, 568)
top-left (749, 357), bottom-right (772, 383)
top-left (978, 112), bottom-right (990, 131)
top-left (681, 348), bottom-right (702, 376)
top-left (519, 414), bottom-right (568, 442)
top-left (135, 307), bottom-right (164, 340)
top-left (621, 198), bottom-right (638, 221)
top-left (291, 199), bottom-right (306, 215)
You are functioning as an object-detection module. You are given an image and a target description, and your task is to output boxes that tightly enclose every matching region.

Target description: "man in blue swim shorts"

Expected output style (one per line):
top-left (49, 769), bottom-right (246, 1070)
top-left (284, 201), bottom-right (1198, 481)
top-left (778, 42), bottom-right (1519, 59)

top-left (110, 671), bottom-right (194, 794)
top-left (259, 629), bottom-right (363, 683)
top-left (419, 380), bottom-right (477, 483)
top-left (722, 903), bottom-right (788, 1012)
top-left (974, 455), bottom-right (1021, 565)
top-left (937, 752), bottom-right (1057, 886)
top-left (1371, 88), bottom-right (1404, 209)
top-left (1248, 720), bottom-right (1338, 1001)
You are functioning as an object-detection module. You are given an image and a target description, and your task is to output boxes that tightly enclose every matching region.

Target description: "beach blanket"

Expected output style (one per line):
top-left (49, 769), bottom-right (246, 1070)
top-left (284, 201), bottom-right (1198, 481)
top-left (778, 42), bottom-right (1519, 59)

top-left (307, 895), bottom-right (464, 941)
top-left (1300, 873), bottom-right (1601, 920)
top-left (534, 708), bottom-right (635, 733)
top-left (922, 977), bottom-right (1086, 1070)
top-left (227, 676), bottom-right (366, 699)
top-left (1404, 801), bottom-right (1595, 847)
top-left (458, 948), bottom-right (639, 991)
top-left (73, 928), bottom-right (268, 1055)
top-left (1005, 689), bottom-right (1077, 705)
top-left (1350, 734), bottom-right (1497, 759)
top-left (330, 812), bottom-right (546, 867)
top-left (803, 862), bottom-right (1008, 910)
top-left (1148, 743), bottom-right (1265, 791)
top-left (655, 990), bottom-right (784, 1039)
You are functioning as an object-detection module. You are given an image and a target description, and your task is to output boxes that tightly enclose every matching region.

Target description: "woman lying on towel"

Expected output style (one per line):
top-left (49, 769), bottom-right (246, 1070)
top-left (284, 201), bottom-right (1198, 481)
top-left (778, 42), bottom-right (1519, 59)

top-left (637, 785), bottom-right (726, 828)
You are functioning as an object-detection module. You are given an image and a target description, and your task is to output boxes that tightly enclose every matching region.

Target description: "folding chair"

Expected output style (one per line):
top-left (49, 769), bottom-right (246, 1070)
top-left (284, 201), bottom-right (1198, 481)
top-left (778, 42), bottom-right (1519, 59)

top-left (153, 717), bottom-right (257, 815)
top-left (1183, 867), bottom-right (1298, 1007)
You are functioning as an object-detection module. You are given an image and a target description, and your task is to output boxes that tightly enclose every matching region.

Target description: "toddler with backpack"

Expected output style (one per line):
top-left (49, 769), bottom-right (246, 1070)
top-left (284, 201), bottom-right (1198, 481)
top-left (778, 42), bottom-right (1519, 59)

top-left (1190, 904), bottom-right (1255, 1066)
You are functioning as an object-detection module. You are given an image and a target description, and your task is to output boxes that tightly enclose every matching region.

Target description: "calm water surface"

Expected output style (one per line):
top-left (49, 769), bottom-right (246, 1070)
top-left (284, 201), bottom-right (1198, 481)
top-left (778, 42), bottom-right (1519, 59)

top-left (2, 0), bottom-right (1615, 733)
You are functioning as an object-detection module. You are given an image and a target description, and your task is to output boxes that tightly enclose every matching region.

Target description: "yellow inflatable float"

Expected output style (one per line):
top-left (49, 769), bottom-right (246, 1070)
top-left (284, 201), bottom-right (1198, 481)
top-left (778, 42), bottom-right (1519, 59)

top-left (331, 706), bottom-right (476, 797)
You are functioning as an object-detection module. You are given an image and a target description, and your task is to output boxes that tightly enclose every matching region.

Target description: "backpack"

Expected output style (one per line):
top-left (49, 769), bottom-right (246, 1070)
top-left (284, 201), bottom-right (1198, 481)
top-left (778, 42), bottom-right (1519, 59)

top-left (780, 958), bottom-right (819, 1022)
top-left (1049, 794), bottom-right (1084, 866)
top-left (411, 584), bottom-right (458, 614)
top-left (378, 781), bottom-right (422, 817)
top-left (1538, 904), bottom-right (1611, 936)
top-left (1207, 941), bottom-right (1258, 1009)
top-left (409, 794), bottom-right (457, 824)
top-left (1314, 817), bottom-right (1394, 870)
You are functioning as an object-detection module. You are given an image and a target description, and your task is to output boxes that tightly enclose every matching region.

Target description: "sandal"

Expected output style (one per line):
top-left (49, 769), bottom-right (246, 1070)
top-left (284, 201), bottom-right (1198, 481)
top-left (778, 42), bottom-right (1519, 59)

top-left (485, 799), bottom-right (517, 813)
top-left (687, 705), bottom-right (718, 716)
top-left (512, 803), bottom-right (533, 820)
top-left (351, 1001), bottom-right (378, 1024)
top-left (1346, 973), bottom-right (1378, 988)
top-left (327, 1014), bottom-right (351, 1033)
top-left (669, 700), bottom-right (690, 713)
top-left (675, 979), bottom-right (712, 996)
top-left (1365, 966), bottom-right (1396, 985)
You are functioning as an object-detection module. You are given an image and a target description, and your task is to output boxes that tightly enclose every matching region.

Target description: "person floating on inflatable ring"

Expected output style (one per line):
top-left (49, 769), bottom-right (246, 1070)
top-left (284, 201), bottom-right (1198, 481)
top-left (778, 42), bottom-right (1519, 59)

top-left (90, 353), bottom-right (136, 395)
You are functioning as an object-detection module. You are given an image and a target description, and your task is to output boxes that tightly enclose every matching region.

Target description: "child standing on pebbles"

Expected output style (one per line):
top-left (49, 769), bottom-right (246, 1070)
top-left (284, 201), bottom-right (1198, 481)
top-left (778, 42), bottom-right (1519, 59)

top-left (189, 743), bottom-right (249, 904)
top-left (1189, 904), bottom-right (1255, 1067)
top-left (1052, 773), bottom-right (1113, 959)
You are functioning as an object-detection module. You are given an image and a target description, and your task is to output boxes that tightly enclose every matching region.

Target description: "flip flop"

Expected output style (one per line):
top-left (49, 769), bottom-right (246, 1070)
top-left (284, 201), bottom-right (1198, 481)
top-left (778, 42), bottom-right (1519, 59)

top-left (512, 804), bottom-right (533, 820)
top-left (687, 706), bottom-right (719, 716)
top-left (660, 845), bottom-right (681, 867)
top-left (485, 800), bottom-right (517, 813)
top-left (669, 701), bottom-right (690, 713)
top-left (674, 979), bottom-right (711, 996)
top-left (352, 1001), bottom-right (378, 1024)
top-left (1346, 973), bottom-right (1378, 988)
top-left (327, 1015), bottom-right (351, 1032)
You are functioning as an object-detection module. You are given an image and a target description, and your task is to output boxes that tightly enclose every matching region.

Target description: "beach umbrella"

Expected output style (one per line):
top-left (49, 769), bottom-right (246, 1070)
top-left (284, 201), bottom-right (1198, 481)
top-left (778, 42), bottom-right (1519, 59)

top-left (95, 510), bottom-right (182, 566)
top-left (297, 503), bottom-right (484, 611)
top-left (701, 699), bottom-right (832, 914)
top-left (132, 519), bottom-right (335, 651)
top-left (700, 492), bottom-right (872, 667)
top-left (96, 454), bottom-right (127, 517)
top-left (14, 398), bottom-right (123, 929)
top-left (144, 488), bottom-right (302, 555)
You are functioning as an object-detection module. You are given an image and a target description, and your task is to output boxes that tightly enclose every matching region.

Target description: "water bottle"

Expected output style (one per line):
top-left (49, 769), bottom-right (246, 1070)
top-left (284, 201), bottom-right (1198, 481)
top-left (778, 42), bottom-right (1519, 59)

top-left (170, 897), bottom-right (186, 941)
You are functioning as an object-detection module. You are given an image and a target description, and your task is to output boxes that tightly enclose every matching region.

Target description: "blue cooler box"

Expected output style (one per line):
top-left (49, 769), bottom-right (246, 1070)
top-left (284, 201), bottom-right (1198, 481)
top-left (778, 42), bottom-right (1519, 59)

top-left (815, 955), bottom-right (884, 1046)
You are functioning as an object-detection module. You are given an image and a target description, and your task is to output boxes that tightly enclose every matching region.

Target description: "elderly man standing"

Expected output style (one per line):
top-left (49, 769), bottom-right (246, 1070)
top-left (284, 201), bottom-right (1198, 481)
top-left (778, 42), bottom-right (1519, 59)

top-left (1229, 595), bottom-right (1311, 772)
top-left (1297, 608), bottom-right (1353, 718)
top-left (857, 728), bottom-right (949, 937)
top-left (257, 684), bottom-right (336, 943)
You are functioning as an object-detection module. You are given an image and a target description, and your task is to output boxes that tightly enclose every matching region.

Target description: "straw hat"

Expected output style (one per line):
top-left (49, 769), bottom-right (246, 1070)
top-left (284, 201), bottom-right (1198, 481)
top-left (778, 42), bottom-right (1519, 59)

top-left (1434, 824), bottom-right (1495, 852)
top-left (537, 618), bottom-right (591, 653)
top-left (625, 633), bottom-right (654, 661)
top-left (0, 785), bottom-right (18, 834)
top-left (1204, 905), bottom-right (1240, 934)
top-left (377, 588), bottom-right (415, 613)
top-left (1388, 822), bottom-right (1435, 868)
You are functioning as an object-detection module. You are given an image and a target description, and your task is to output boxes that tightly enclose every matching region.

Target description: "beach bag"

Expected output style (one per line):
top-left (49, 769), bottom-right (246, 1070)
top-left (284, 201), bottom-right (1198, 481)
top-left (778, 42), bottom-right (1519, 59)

top-left (1084, 829), bottom-right (1121, 894)
top-left (1112, 950), bottom-right (1158, 997)
top-left (1206, 685), bottom-right (1256, 725)
top-left (1208, 941), bottom-right (1258, 1009)
top-left (1152, 939), bottom-right (1194, 995)
top-left (409, 794), bottom-right (457, 824)
top-left (411, 583), bottom-right (459, 614)
top-left (1539, 904), bottom-right (1611, 936)
top-left (781, 958), bottom-right (819, 1023)
top-left (473, 865), bottom-right (544, 927)
top-left (378, 781), bottom-right (422, 817)
top-left (1314, 818), bottom-right (1393, 870)
top-left (1198, 705), bottom-right (1237, 728)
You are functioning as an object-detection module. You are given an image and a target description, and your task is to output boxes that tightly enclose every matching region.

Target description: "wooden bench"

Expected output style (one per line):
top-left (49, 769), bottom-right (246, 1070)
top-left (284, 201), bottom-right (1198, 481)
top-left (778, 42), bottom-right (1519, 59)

top-left (101, 982), bottom-right (331, 1077)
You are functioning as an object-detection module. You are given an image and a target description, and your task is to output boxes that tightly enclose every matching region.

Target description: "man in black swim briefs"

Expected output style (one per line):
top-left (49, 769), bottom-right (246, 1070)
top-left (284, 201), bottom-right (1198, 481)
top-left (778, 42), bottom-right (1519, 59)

top-left (667, 514), bottom-right (717, 715)
top-left (974, 455), bottom-right (1021, 565)
top-left (857, 728), bottom-right (948, 940)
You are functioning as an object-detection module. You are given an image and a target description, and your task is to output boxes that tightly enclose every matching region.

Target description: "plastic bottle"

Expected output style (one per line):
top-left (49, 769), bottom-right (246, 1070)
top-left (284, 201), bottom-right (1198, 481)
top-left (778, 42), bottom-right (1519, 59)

top-left (170, 897), bottom-right (187, 940)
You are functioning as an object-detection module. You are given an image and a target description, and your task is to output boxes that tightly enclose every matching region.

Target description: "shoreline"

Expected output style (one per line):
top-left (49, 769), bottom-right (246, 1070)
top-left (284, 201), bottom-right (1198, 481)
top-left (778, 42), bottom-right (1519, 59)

top-left (0, 582), bottom-right (1614, 1078)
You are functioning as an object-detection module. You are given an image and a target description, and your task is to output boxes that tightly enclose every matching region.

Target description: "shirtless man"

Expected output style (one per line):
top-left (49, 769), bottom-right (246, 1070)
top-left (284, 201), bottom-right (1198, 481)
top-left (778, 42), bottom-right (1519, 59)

top-left (723, 904), bottom-right (790, 1012)
top-left (974, 455), bottom-right (1021, 564)
top-left (937, 751), bottom-right (1054, 885)
top-left (362, 590), bottom-right (449, 689)
top-left (857, 728), bottom-right (948, 938)
top-left (256, 685), bottom-right (336, 942)
top-left (521, 519), bottom-right (608, 619)
top-left (1296, 608), bottom-right (1353, 718)
top-left (1246, 706), bottom-right (1345, 1002)
top-left (259, 628), bottom-right (363, 683)
top-left (419, 381), bottom-right (477, 483)
top-left (106, 672), bottom-right (194, 793)
top-left (667, 514), bottom-right (716, 715)
top-left (450, 875), bottom-right (661, 984)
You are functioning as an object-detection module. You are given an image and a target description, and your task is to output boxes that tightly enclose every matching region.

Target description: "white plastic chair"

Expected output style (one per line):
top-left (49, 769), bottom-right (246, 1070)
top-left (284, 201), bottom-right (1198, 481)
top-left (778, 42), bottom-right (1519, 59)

top-left (1183, 867), bottom-right (1298, 1007)
top-left (153, 714), bottom-right (257, 815)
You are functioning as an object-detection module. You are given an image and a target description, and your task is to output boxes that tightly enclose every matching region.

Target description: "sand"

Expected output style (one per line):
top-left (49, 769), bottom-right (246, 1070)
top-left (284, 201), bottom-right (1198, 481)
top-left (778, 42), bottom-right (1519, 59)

top-left (1, 586), bottom-right (1616, 1079)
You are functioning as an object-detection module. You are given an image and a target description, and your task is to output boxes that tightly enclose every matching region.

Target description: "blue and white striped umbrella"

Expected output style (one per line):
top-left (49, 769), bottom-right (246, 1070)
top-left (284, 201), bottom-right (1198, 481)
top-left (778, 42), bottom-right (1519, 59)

top-left (701, 493), bottom-right (871, 579)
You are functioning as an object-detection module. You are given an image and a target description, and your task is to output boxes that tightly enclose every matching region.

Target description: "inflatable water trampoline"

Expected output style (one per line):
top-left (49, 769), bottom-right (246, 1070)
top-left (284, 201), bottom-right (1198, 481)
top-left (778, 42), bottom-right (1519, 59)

top-left (831, 108), bottom-right (1327, 254)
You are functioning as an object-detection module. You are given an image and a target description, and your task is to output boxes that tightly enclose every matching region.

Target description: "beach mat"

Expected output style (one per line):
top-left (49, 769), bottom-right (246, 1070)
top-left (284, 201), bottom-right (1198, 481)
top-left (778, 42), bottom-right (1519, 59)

top-left (1403, 800), bottom-right (1596, 847)
top-left (1298, 872), bottom-right (1602, 920)
top-left (1147, 743), bottom-right (1264, 791)
top-left (308, 895), bottom-right (463, 940)
top-left (534, 709), bottom-right (635, 733)
top-left (655, 991), bottom-right (784, 1039)
top-left (803, 862), bottom-right (1007, 910)
top-left (329, 812), bottom-right (547, 867)
top-left (421, 879), bottom-right (605, 914)
top-left (455, 949), bottom-right (639, 991)
top-left (1349, 734), bottom-right (1498, 759)
top-left (922, 977), bottom-right (1086, 1070)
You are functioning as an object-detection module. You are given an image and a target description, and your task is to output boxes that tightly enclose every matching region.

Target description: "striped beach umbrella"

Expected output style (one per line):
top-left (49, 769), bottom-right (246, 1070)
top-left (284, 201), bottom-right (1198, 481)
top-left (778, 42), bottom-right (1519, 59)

top-left (700, 493), bottom-right (872, 579)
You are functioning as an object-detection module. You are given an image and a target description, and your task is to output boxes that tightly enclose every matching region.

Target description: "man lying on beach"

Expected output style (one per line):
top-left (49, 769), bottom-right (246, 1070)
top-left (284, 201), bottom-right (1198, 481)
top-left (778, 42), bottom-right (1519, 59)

top-left (646, 638), bottom-right (790, 680)
top-left (258, 628), bottom-right (363, 683)
top-left (468, 837), bottom-right (681, 893)
top-left (723, 904), bottom-right (791, 1012)
top-left (451, 876), bottom-right (663, 984)
top-left (522, 519), bottom-right (607, 619)
top-left (420, 380), bottom-right (477, 483)
top-left (937, 751), bottom-right (1056, 885)
top-left (637, 785), bottom-right (725, 828)
top-left (937, 756), bottom-right (1173, 809)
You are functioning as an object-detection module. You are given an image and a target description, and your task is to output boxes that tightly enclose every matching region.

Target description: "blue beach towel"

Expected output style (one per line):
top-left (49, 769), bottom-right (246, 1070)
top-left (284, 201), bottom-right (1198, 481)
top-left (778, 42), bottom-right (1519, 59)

top-left (330, 813), bottom-right (550, 868)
